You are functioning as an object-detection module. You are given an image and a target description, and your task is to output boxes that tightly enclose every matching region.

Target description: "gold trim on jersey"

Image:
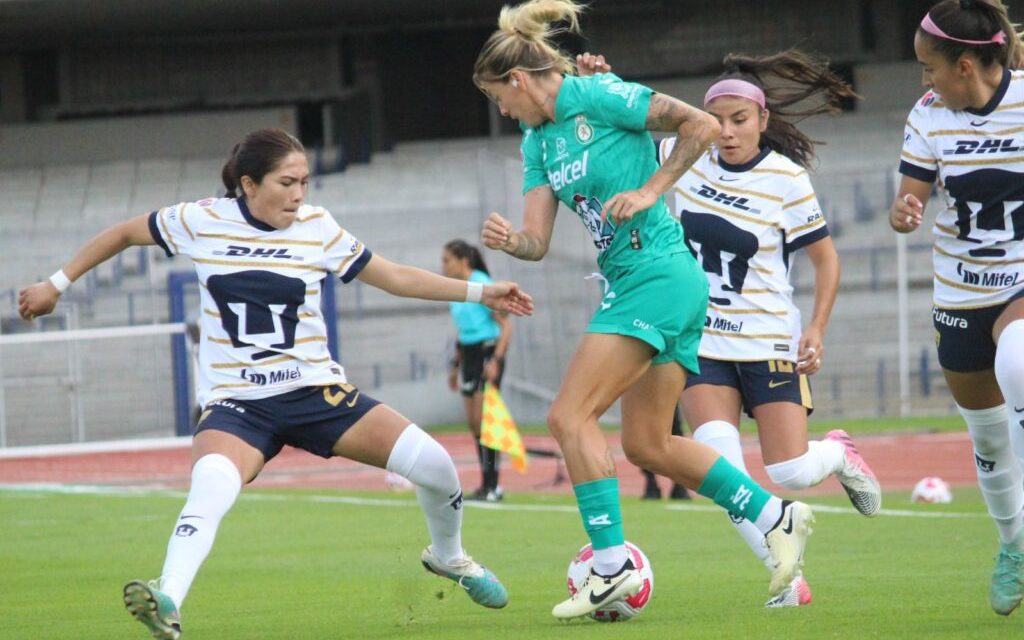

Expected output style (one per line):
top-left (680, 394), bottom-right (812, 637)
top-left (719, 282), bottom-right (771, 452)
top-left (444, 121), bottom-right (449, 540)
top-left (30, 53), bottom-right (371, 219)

top-left (296, 212), bottom-right (325, 223)
top-left (749, 167), bottom-right (806, 178)
top-left (158, 209), bottom-right (180, 254)
top-left (675, 189), bottom-right (779, 228)
top-left (196, 232), bottom-right (321, 246)
top-left (192, 257), bottom-right (327, 272)
top-left (298, 312), bottom-right (317, 318)
top-left (742, 287), bottom-right (779, 294)
top-left (935, 272), bottom-right (1003, 293)
top-left (180, 207), bottom-right (196, 240)
top-left (203, 308), bottom-right (221, 318)
top-left (204, 207), bottom-right (223, 219)
top-left (787, 218), bottom-right (827, 236)
top-left (203, 208), bottom-right (251, 227)
top-left (210, 383), bottom-right (258, 391)
top-left (934, 244), bottom-right (1024, 266)
top-left (906, 121), bottom-right (926, 139)
top-left (758, 245), bottom-right (777, 252)
top-left (324, 229), bottom-right (347, 252)
top-left (996, 101), bottom-right (1024, 112)
top-left (749, 266), bottom-right (774, 275)
top-left (699, 354), bottom-right (793, 363)
top-left (703, 329), bottom-right (793, 339)
top-left (934, 296), bottom-right (1024, 311)
top-left (207, 336), bottom-right (231, 344)
top-left (334, 243), bottom-right (365, 274)
top-left (305, 289), bottom-right (318, 295)
top-left (934, 222), bottom-right (958, 237)
top-left (708, 303), bottom-right (788, 316)
top-left (211, 355), bottom-right (297, 369)
top-left (900, 150), bottom-right (935, 165)
top-left (782, 193), bottom-right (815, 209)
top-left (688, 167), bottom-right (784, 202)
top-left (942, 155), bottom-right (1024, 167)
top-left (294, 336), bottom-right (328, 344)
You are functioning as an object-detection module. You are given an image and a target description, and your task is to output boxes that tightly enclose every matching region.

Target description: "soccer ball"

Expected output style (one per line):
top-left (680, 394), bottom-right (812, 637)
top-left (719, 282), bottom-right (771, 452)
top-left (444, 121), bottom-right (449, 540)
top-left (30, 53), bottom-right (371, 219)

top-left (911, 476), bottom-right (952, 503)
top-left (565, 541), bottom-right (654, 622)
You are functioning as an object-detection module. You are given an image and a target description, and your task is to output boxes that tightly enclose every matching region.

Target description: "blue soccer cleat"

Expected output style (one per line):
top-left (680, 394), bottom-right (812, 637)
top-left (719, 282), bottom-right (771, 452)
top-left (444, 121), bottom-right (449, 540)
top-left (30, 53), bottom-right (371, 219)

top-left (421, 546), bottom-right (509, 609)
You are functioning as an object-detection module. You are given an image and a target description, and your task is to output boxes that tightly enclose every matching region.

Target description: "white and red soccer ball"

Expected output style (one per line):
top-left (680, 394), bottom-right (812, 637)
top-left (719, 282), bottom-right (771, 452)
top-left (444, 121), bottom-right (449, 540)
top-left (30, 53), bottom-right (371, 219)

top-left (566, 541), bottom-right (654, 622)
top-left (911, 476), bottom-right (952, 503)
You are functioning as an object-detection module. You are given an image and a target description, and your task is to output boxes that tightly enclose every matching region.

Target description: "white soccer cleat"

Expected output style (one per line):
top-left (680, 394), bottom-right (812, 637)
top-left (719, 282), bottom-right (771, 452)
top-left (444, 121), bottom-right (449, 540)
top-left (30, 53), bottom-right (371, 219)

top-left (765, 501), bottom-right (815, 597)
top-left (551, 559), bottom-right (642, 619)
top-left (764, 573), bottom-right (813, 608)
top-left (826, 429), bottom-right (882, 517)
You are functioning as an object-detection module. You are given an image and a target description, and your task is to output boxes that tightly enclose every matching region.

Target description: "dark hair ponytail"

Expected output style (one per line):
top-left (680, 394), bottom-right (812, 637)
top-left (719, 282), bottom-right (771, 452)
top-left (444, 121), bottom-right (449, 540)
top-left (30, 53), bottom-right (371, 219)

top-left (921, 0), bottom-right (1024, 68)
top-left (221, 128), bottom-right (305, 198)
top-left (715, 49), bottom-right (859, 169)
top-left (444, 239), bottom-right (490, 276)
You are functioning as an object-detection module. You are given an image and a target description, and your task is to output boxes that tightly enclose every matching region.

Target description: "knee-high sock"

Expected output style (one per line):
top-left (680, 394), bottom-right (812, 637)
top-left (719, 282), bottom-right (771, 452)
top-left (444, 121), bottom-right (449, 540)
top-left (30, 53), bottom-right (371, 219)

top-left (959, 403), bottom-right (1024, 544)
top-left (996, 320), bottom-right (1024, 495)
top-left (160, 453), bottom-right (242, 609)
top-left (387, 424), bottom-right (464, 564)
top-left (693, 421), bottom-right (772, 570)
top-left (765, 440), bottom-right (844, 490)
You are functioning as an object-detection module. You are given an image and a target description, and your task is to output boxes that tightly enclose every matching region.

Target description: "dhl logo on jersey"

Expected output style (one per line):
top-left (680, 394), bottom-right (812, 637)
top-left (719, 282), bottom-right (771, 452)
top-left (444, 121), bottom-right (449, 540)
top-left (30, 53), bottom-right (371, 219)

top-left (944, 139), bottom-right (1024, 155)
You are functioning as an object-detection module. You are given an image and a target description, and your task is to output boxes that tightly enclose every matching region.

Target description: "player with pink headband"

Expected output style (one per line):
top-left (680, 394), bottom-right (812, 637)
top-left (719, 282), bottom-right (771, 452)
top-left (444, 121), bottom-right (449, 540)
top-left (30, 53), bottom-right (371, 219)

top-left (658, 51), bottom-right (882, 608)
top-left (891, 0), bottom-right (1024, 616)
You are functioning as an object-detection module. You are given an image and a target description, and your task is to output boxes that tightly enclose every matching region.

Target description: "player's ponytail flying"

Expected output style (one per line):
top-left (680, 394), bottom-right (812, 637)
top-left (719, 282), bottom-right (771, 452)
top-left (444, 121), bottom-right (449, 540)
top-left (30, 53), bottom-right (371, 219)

top-left (473, 0), bottom-right (584, 88)
top-left (713, 49), bottom-right (858, 169)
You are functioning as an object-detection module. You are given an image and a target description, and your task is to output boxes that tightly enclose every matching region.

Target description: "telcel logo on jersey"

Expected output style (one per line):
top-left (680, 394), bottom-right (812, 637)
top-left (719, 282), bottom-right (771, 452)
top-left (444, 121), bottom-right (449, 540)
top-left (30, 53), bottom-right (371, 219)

top-left (548, 150), bottom-right (589, 191)
top-left (216, 245), bottom-right (303, 261)
top-left (240, 367), bottom-right (302, 385)
top-left (946, 139), bottom-right (1023, 155)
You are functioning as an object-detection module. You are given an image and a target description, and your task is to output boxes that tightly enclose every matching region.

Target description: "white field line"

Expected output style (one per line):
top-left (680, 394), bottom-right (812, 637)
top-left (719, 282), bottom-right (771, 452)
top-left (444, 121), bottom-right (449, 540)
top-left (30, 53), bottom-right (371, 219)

top-left (0, 483), bottom-right (984, 519)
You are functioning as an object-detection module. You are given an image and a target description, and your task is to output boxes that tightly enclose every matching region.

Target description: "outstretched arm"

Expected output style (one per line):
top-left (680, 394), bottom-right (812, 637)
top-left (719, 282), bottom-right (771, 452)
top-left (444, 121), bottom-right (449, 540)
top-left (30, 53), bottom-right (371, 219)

top-left (19, 214), bottom-right (155, 320)
top-left (604, 94), bottom-right (720, 224)
top-left (481, 184), bottom-right (558, 261)
top-left (355, 254), bottom-right (533, 316)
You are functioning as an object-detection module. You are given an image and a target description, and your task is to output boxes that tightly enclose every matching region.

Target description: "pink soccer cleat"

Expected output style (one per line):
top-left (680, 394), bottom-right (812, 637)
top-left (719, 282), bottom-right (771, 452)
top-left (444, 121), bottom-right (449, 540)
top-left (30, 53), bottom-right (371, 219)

top-left (826, 429), bottom-right (882, 517)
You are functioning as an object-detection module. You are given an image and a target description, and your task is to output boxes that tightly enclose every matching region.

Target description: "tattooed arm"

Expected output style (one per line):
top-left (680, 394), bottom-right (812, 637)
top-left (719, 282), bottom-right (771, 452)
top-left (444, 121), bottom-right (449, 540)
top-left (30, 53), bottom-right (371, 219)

top-left (481, 184), bottom-right (558, 261)
top-left (604, 94), bottom-right (721, 224)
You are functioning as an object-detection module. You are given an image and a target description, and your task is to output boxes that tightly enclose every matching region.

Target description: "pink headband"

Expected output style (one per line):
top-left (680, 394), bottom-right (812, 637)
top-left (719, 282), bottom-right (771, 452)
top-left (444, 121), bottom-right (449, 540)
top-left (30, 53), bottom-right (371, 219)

top-left (920, 13), bottom-right (1006, 45)
top-left (704, 79), bottom-right (766, 110)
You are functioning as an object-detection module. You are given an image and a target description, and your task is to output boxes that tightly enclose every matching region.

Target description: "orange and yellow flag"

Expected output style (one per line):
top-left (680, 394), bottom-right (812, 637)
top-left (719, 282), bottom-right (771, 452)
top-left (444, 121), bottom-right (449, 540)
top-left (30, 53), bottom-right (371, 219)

top-left (480, 383), bottom-right (528, 473)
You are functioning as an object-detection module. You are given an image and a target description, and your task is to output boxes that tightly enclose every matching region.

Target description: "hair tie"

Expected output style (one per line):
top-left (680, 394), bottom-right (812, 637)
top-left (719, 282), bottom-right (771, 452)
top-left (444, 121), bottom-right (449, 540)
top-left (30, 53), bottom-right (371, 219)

top-left (704, 78), bottom-right (766, 109)
top-left (921, 12), bottom-right (1006, 46)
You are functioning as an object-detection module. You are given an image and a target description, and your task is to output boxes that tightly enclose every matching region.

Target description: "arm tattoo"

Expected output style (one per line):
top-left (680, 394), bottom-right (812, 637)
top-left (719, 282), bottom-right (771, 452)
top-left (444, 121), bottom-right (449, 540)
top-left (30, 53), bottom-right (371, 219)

top-left (508, 232), bottom-right (544, 261)
top-left (647, 94), bottom-right (714, 179)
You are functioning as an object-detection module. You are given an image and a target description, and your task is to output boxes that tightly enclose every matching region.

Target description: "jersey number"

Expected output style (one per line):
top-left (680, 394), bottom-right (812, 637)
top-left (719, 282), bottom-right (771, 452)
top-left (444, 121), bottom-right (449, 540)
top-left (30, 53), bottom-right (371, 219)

top-left (945, 169), bottom-right (1024, 258)
top-left (207, 270), bottom-right (306, 360)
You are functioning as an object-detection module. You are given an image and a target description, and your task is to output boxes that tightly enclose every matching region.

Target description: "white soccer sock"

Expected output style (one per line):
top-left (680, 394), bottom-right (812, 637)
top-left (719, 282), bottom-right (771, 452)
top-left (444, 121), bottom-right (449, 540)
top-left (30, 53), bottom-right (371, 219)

top-left (387, 424), bottom-right (464, 565)
top-left (693, 420), bottom-right (772, 569)
top-left (997, 320), bottom-right (1024, 490)
top-left (160, 453), bottom-right (242, 610)
top-left (959, 403), bottom-right (1024, 544)
top-left (765, 440), bottom-right (844, 490)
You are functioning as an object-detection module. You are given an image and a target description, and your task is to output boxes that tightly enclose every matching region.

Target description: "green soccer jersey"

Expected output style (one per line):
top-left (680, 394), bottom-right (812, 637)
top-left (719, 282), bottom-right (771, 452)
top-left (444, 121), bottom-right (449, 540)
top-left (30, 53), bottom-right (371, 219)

top-left (521, 73), bottom-right (684, 276)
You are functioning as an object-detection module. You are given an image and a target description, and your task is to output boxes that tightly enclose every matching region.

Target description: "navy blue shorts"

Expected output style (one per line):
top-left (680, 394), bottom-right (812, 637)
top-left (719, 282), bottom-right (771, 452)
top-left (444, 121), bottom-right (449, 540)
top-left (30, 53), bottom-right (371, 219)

top-left (933, 289), bottom-right (1024, 372)
top-left (195, 384), bottom-right (381, 460)
top-left (685, 357), bottom-right (813, 419)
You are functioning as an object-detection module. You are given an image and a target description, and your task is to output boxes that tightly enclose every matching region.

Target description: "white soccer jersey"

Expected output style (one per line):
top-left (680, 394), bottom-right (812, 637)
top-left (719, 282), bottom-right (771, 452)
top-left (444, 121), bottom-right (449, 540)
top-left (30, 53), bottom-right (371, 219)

top-left (900, 69), bottom-right (1024, 309)
top-left (661, 140), bottom-right (829, 362)
top-left (148, 197), bottom-right (372, 408)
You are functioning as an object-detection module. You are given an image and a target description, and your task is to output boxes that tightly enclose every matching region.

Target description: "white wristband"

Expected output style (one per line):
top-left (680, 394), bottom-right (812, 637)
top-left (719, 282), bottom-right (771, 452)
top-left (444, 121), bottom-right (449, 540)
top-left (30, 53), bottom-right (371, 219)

top-left (465, 281), bottom-right (483, 303)
top-left (49, 269), bottom-right (72, 294)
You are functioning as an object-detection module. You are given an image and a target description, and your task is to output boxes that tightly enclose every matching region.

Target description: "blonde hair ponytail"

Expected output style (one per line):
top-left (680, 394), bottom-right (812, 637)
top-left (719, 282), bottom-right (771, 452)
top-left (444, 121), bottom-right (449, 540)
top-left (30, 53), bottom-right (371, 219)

top-left (474, 0), bottom-right (585, 88)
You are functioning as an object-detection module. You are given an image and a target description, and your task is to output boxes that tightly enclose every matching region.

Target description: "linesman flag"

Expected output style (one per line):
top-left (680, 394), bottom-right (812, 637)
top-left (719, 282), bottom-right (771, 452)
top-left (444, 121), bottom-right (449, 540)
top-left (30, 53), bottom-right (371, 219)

top-left (480, 383), bottom-right (528, 473)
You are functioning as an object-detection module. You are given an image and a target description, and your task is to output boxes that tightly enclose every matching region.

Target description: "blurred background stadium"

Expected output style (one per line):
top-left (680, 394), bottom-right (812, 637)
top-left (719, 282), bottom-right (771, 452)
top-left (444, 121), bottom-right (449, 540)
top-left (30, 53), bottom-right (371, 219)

top-left (0, 0), bottom-right (1005, 447)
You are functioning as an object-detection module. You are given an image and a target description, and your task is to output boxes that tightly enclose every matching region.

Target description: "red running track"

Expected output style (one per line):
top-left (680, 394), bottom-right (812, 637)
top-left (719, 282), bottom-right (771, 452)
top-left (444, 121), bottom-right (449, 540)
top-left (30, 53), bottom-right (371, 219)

top-left (0, 431), bottom-right (976, 500)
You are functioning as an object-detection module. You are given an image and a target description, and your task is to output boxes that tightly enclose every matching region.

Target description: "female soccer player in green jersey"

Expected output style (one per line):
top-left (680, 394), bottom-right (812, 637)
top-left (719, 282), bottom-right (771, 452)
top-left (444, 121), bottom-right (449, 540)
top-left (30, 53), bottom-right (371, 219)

top-left (474, 0), bottom-right (814, 618)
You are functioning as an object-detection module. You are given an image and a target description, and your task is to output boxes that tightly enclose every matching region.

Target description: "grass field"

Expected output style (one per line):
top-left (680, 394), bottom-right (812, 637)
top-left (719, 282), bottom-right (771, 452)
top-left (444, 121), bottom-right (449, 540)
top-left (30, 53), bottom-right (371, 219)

top-left (2, 484), bottom-right (1017, 639)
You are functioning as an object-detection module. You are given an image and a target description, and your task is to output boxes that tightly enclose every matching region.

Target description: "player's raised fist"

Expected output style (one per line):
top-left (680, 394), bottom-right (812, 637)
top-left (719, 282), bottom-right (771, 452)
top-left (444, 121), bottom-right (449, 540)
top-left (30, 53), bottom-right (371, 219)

top-left (482, 212), bottom-right (513, 250)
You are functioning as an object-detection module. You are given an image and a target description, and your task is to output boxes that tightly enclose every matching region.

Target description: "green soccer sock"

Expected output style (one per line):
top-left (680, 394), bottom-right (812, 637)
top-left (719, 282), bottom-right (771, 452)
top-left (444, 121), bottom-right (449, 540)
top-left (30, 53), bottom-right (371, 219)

top-left (574, 478), bottom-right (624, 550)
top-left (698, 456), bottom-right (776, 526)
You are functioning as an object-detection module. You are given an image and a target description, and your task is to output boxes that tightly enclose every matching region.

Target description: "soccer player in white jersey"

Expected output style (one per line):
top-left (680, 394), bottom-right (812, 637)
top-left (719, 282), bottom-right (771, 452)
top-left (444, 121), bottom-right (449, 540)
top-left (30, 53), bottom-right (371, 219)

top-left (656, 51), bottom-right (882, 608)
top-left (891, 0), bottom-right (1024, 616)
top-left (17, 128), bottom-right (533, 639)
